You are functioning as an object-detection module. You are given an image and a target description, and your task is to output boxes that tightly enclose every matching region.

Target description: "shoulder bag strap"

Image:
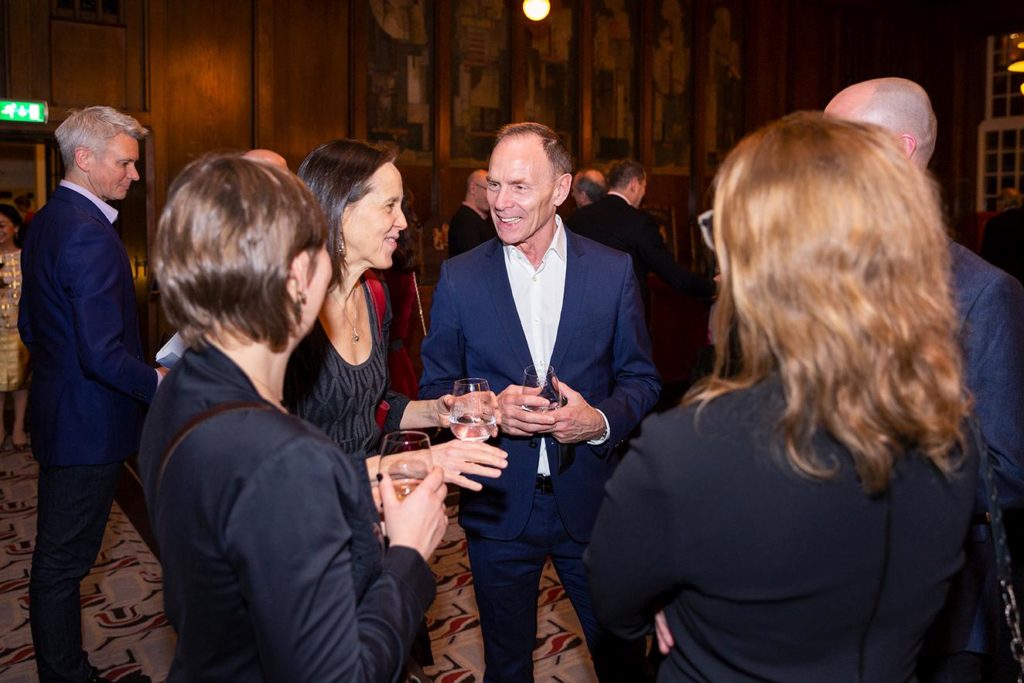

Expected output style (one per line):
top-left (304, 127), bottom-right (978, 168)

top-left (156, 401), bottom-right (269, 498)
top-left (364, 271), bottom-right (386, 338)
top-left (977, 417), bottom-right (1024, 682)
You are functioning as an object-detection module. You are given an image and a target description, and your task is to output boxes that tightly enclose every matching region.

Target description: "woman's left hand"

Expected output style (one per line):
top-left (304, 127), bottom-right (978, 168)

top-left (429, 440), bottom-right (508, 490)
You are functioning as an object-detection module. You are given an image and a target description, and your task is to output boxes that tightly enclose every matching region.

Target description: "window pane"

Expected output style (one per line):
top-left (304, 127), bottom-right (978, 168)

top-left (593, 0), bottom-right (640, 162)
top-left (986, 176), bottom-right (998, 195)
top-left (451, 0), bottom-right (509, 162)
top-left (986, 131), bottom-right (999, 149)
top-left (986, 154), bottom-right (998, 173)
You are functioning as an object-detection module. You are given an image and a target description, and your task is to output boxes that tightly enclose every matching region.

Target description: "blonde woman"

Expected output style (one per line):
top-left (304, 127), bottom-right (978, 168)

top-left (586, 112), bottom-right (978, 682)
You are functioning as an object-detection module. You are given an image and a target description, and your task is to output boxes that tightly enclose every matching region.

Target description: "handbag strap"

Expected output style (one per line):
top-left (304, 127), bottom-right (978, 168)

top-left (156, 401), bottom-right (269, 498)
top-left (364, 271), bottom-right (386, 338)
top-left (976, 417), bottom-right (1024, 681)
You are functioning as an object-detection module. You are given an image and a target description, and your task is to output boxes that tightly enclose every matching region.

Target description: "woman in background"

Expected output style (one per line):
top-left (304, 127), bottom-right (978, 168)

top-left (0, 204), bottom-right (28, 450)
top-left (586, 112), bottom-right (978, 682)
top-left (140, 154), bottom-right (448, 681)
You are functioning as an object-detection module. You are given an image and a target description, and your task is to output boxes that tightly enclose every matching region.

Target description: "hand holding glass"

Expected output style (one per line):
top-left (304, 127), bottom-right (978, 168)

top-left (522, 362), bottom-right (563, 412)
top-left (380, 430), bottom-right (431, 501)
top-left (449, 378), bottom-right (497, 442)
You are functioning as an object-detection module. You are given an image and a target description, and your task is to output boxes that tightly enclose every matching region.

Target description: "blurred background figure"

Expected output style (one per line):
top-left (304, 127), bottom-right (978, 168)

top-left (0, 204), bottom-right (28, 451)
top-left (14, 194), bottom-right (35, 225)
top-left (981, 187), bottom-right (1024, 285)
top-left (447, 168), bottom-right (493, 258)
top-left (571, 168), bottom-right (607, 208)
top-left (587, 112), bottom-right (978, 682)
top-left (382, 188), bottom-right (425, 399)
top-left (242, 148), bottom-right (288, 169)
top-left (141, 153), bottom-right (449, 681)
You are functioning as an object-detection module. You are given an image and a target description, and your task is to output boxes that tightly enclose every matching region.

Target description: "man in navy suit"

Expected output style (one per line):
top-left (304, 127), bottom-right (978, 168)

top-left (826, 78), bottom-right (1024, 683)
top-left (420, 122), bottom-right (660, 682)
top-left (20, 106), bottom-right (162, 683)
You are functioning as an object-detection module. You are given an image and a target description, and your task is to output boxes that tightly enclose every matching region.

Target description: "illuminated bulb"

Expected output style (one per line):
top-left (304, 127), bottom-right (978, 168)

top-left (1020, 82), bottom-right (1024, 96)
top-left (1009, 60), bottom-right (1024, 73)
top-left (523, 0), bottom-right (550, 21)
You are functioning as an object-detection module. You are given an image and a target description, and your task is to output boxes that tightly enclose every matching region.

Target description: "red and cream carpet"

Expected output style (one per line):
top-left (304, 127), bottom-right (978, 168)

top-left (0, 448), bottom-right (597, 682)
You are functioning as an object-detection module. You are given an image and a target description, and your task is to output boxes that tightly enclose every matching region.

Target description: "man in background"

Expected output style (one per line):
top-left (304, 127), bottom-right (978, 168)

top-left (826, 77), bottom-right (1024, 683)
top-left (981, 188), bottom-right (1024, 285)
top-left (567, 158), bottom-right (714, 302)
top-left (571, 168), bottom-right (606, 208)
top-left (447, 168), bottom-right (494, 257)
top-left (20, 106), bottom-right (163, 683)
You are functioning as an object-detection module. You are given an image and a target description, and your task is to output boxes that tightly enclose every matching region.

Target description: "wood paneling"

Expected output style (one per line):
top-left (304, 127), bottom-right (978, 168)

top-left (50, 21), bottom-right (127, 108)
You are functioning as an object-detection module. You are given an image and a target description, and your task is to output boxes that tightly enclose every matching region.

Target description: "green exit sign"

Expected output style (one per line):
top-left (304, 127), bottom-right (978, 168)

top-left (0, 100), bottom-right (48, 124)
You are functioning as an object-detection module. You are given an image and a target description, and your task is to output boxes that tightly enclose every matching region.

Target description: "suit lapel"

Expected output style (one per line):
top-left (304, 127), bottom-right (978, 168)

top-left (549, 230), bottom-right (585, 372)
top-left (483, 241), bottom-right (534, 373)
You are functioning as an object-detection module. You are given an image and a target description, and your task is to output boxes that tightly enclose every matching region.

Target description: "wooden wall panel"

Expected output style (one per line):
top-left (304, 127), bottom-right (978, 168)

top-left (50, 21), bottom-right (127, 108)
top-left (258, 0), bottom-right (350, 167)
top-left (159, 0), bottom-right (254, 182)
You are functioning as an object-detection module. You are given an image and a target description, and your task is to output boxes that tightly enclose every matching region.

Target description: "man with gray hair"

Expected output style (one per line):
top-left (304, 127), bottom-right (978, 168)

top-left (826, 77), bottom-right (1024, 683)
top-left (20, 106), bottom-right (162, 683)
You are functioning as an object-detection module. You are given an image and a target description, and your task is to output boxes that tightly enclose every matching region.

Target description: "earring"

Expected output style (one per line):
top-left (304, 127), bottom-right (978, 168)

top-left (337, 231), bottom-right (346, 258)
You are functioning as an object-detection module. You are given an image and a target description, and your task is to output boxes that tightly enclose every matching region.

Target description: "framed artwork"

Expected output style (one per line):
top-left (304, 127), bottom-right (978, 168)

top-left (367, 0), bottom-right (434, 164)
top-left (592, 0), bottom-right (638, 162)
top-left (523, 0), bottom-right (577, 152)
top-left (704, 0), bottom-right (742, 169)
top-left (652, 0), bottom-right (694, 172)
top-left (451, 0), bottom-right (510, 162)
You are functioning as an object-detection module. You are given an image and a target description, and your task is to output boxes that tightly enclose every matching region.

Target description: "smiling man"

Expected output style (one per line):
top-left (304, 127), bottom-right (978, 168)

top-left (20, 106), bottom-right (161, 683)
top-left (420, 122), bottom-right (660, 682)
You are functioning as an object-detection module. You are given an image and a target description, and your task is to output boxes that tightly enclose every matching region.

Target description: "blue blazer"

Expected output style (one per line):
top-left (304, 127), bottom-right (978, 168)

top-left (19, 185), bottom-right (156, 467)
top-left (420, 230), bottom-right (661, 542)
top-left (925, 243), bottom-right (1024, 656)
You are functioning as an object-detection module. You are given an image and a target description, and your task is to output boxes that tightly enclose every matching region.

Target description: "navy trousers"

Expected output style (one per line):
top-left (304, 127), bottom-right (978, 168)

top-left (30, 461), bottom-right (122, 683)
top-left (467, 486), bottom-right (649, 683)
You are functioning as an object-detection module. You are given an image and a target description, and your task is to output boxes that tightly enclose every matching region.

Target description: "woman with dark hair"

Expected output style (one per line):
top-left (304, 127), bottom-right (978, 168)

top-left (0, 204), bottom-right (28, 449)
top-left (288, 139), bottom-right (505, 483)
top-left (586, 112), bottom-right (979, 681)
top-left (139, 154), bottom-right (448, 681)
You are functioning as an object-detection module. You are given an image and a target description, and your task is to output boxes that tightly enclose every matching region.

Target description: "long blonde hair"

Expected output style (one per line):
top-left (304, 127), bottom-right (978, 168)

top-left (689, 112), bottom-right (968, 493)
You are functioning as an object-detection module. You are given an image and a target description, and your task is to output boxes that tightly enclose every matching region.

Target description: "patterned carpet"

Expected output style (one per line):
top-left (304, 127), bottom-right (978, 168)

top-left (0, 447), bottom-right (597, 682)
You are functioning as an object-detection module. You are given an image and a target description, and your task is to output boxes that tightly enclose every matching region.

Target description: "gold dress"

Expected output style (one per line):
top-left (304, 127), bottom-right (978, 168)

top-left (0, 250), bottom-right (28, 391)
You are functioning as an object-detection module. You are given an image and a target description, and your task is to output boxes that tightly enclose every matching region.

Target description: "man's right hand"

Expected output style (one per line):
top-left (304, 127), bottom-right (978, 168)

top-left (496, 384), bottom-right (557, 437)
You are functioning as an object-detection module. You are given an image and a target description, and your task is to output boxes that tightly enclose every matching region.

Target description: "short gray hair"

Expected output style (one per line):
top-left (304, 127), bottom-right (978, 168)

top-left (55, 106), bottom-right (148, 168)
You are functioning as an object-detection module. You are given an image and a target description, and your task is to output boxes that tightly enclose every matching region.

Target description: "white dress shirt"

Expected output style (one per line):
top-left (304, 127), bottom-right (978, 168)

top-left (503, 215), bottom-right (607, 475)
top-left (60, 179), bottom-right (119, 224)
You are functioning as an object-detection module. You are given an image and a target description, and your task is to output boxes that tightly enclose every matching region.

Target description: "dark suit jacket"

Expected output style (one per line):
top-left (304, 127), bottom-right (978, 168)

top-left (587, 380), bottom-right (978, 682)
top-left (566, 193), bottom-right (714, 299)
top-left (447, 204), bottom-right (494, 258)
top-left (980, 207), bottom-right (1024, 286)
top-left (19, 185), bottom-right (156, 466)
top-left (923, 243), bottom-right (1024, 656)
top-left (419, 229), bottom-right (660, 542)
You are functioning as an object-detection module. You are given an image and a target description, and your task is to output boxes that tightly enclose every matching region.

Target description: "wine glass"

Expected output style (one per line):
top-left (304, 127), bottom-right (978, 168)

top-left (380, 430), bottom-right (431, 501)
top-left (449, 378), bottom-right (497, 442)
top-left (522, 362), bottom-right (562, 412)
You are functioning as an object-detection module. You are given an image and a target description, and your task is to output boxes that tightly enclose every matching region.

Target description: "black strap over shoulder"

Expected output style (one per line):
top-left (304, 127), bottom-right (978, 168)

top-left (156, 401), bottom-right (270, 497)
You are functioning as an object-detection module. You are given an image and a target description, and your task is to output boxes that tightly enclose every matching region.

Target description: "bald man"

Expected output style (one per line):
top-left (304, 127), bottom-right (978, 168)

top-left (827, 77), bottom-right (1024, 683)
top-left (571, 168), bottom-right (607, 208)
top-left (447, 169), bottom-right (494, 258)
top-left (243, 148), bottom-right (288, 169)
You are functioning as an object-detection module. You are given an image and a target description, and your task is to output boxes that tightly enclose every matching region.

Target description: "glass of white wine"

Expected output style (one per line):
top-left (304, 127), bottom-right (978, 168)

top-left (380, 430), bottom-right (431, 501)
top-left (449, 378), bottom-right (497, 442)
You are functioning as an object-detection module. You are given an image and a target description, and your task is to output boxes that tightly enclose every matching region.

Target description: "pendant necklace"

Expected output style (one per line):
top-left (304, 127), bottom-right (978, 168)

top-left (333, 287), bottom-right (360, 343)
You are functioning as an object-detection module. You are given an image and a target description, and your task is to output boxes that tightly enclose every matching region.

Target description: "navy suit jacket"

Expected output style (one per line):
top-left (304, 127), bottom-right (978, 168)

top-left (925, 242), bottom-right (1024, 656)
top-left (566, 194), bottom-right (715, 300)
top-left (19, 185), bottom-right (156, 467)
top-left (420, 230), bottom-right (660, 543)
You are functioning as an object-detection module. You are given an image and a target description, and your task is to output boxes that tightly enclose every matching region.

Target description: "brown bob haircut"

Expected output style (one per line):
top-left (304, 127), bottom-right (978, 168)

top-left (154, 154), bottom-right (327, 352)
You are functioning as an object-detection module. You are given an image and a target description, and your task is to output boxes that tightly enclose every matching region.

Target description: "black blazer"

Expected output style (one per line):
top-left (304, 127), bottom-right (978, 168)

top-left (586, 380), bottom-right (978, 682)
top-left (566, 193), bottom-right (714, 299)
top-left (138, 346), bottom-right (434, 682)
top-left (447, 204), bottom-right (494, 258)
